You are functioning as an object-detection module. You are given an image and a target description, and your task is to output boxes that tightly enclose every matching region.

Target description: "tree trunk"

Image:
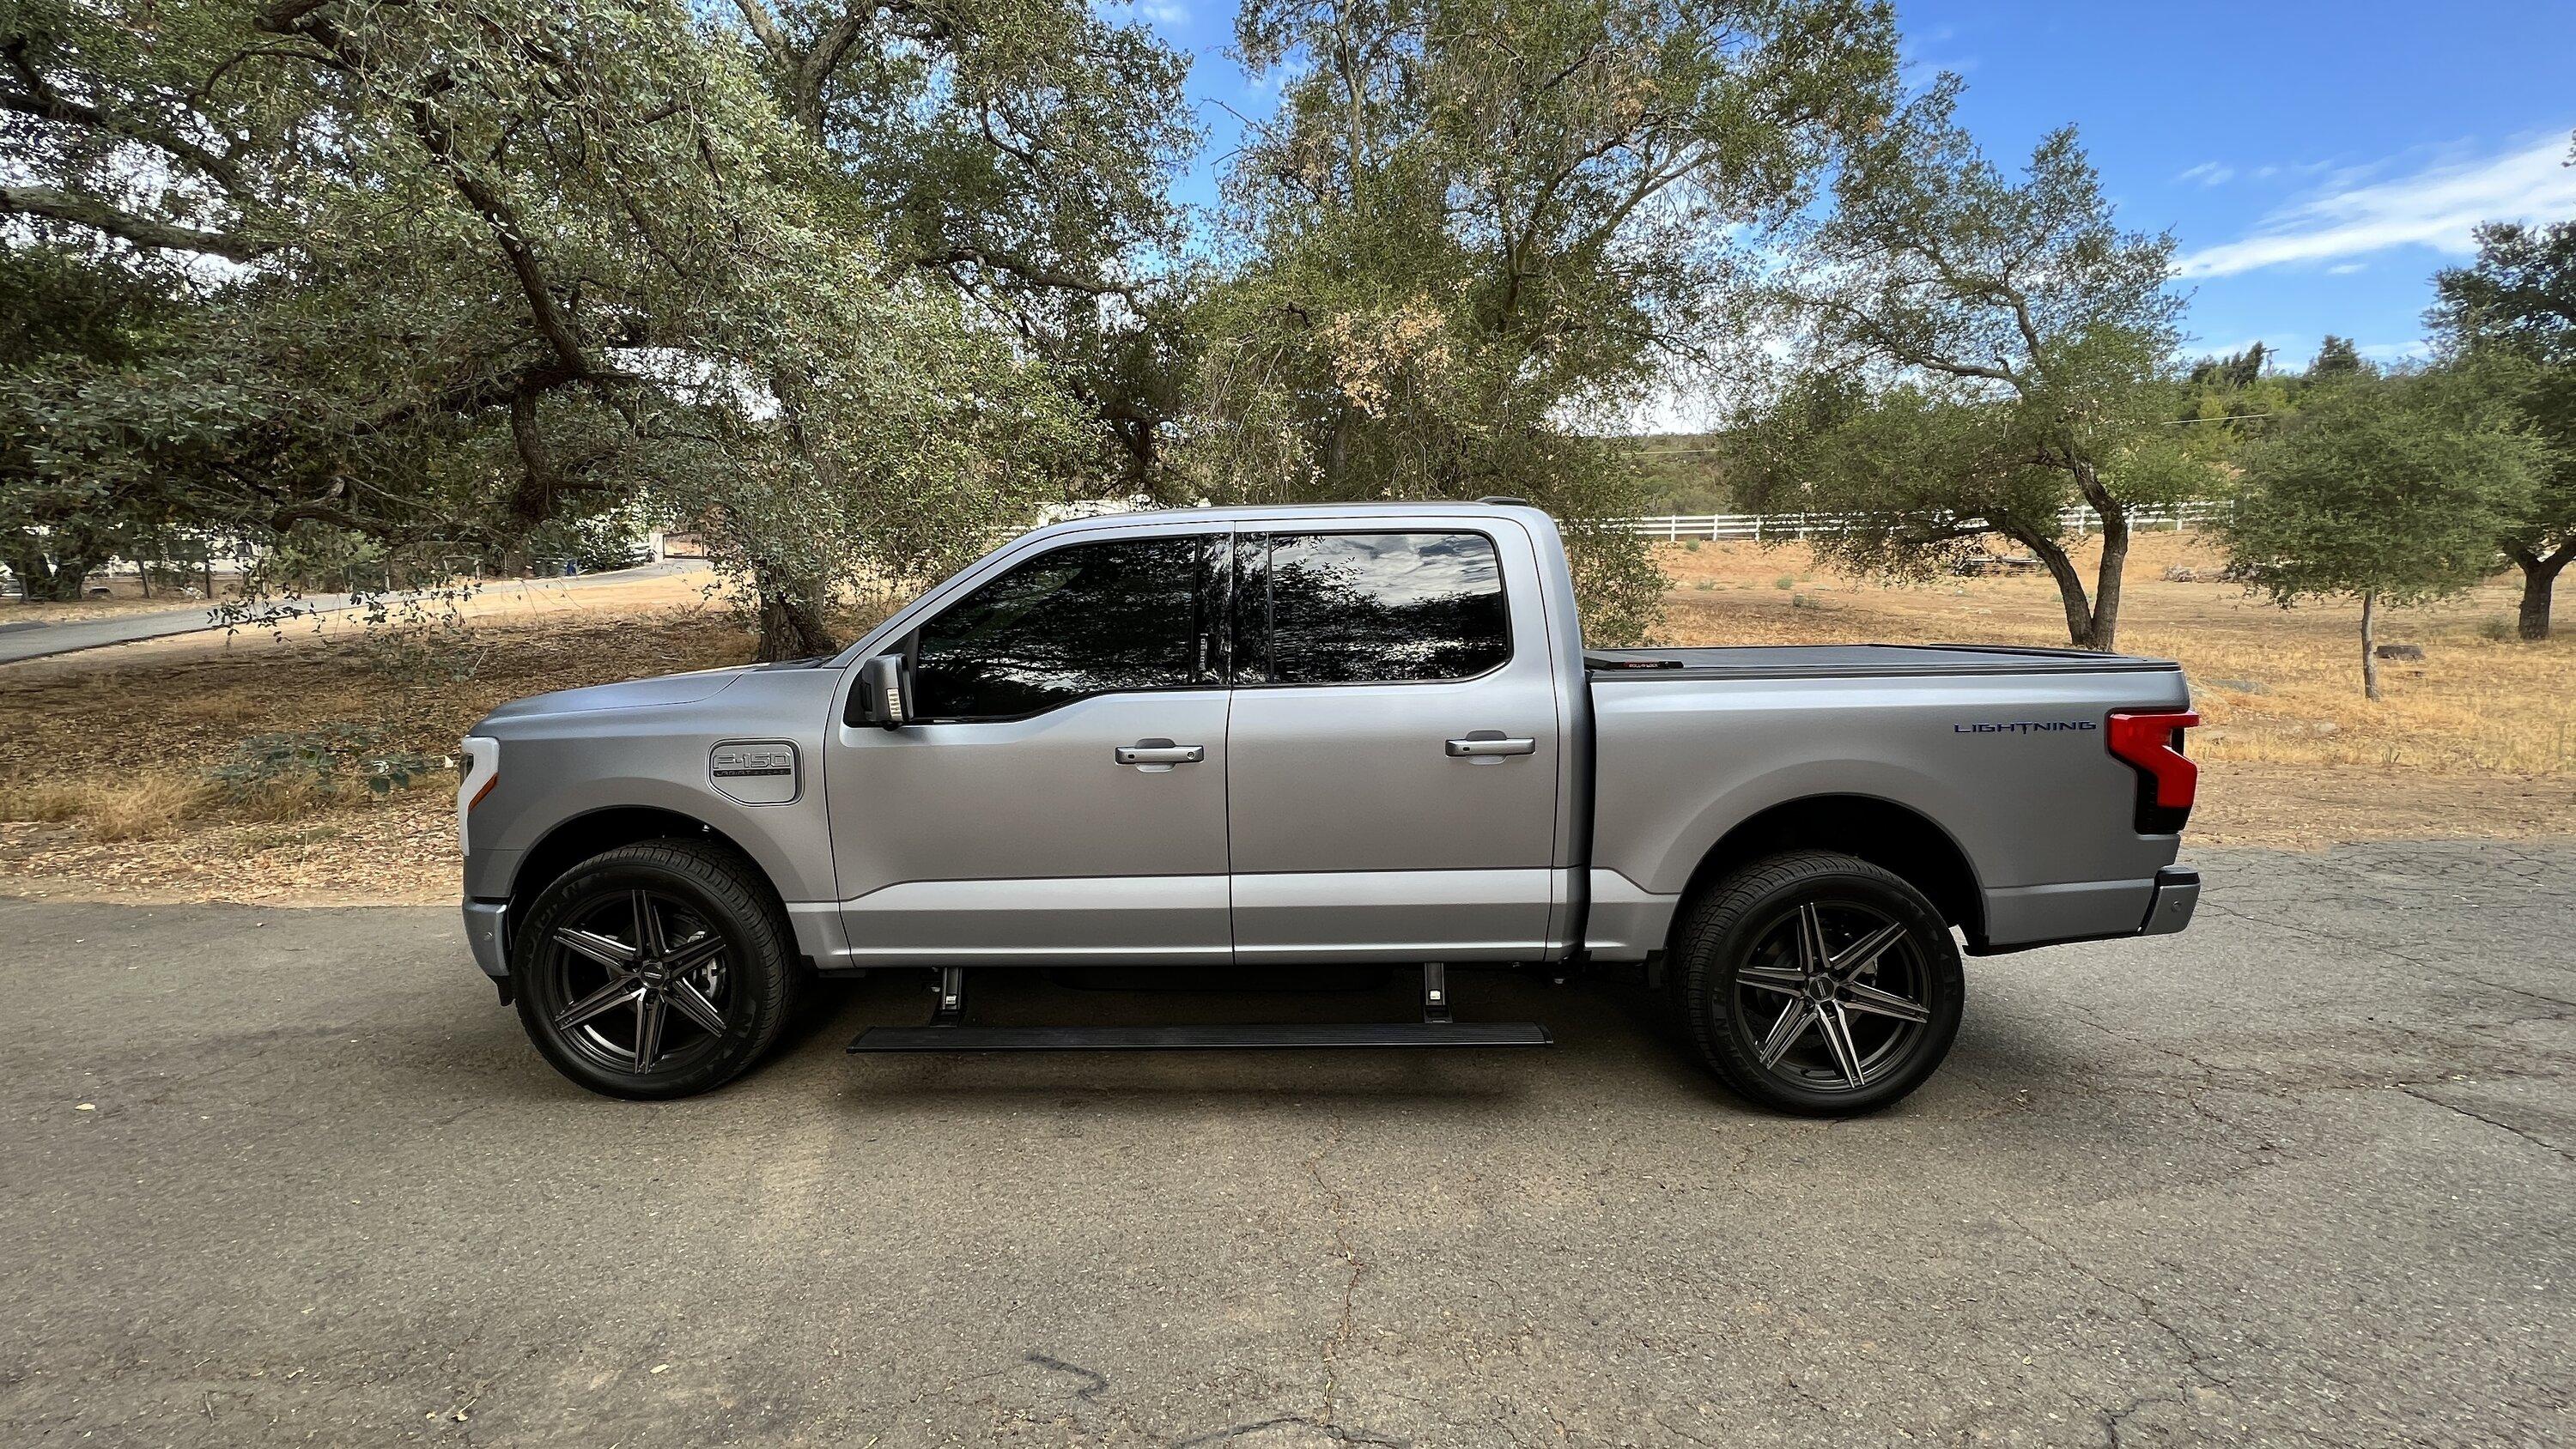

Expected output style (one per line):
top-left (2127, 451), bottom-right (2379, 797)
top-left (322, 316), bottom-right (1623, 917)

top-left (2512, 547), bottom-right (2567, 641)
top-left (752, 566), bottom-right (836, 662)
top-left (2360, 590), bottom-right (2381, 702)
top-left (2083, 506), bottom-right (2130, 652)
top-left (2064, 468), bottom-right (2131, 652)
top-left (8, 546), bottom-right (99, 601)
top-left (1999, 517), bottom-right (2095, 648)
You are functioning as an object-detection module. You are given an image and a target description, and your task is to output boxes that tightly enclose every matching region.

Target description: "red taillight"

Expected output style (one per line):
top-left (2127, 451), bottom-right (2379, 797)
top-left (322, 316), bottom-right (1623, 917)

top-left (2107, 710), bottom-right (2198, 833)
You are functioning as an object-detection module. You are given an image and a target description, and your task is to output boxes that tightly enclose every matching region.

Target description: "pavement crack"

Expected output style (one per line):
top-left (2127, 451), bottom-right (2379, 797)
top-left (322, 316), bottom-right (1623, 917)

top-left (1303, 1121), bottom-right (1367, 1428)
top-left (2100, 1390), bottom-right (2180, 1449)
top-left (2196, 900), bottom-right (2576, 1011)
top-left (1170, 1414), bottom-right (1406, 1446)
top-left (2001, 1209), bottom-right (2227, 1415)
top-left (2394, 1084), bottom-right (2575, 1164)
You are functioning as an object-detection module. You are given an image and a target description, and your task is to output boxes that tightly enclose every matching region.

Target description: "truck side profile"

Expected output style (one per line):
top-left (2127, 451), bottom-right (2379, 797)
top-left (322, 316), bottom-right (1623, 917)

top-left (459, 500), bottom-right (2201, 1111)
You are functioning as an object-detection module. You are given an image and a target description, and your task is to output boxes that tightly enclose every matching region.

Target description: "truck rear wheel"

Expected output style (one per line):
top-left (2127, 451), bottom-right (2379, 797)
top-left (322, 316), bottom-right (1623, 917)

top-left (509, 840), bottom-right (799, 1100)
top-left (1668, 852), bottom-right (1963, 1115)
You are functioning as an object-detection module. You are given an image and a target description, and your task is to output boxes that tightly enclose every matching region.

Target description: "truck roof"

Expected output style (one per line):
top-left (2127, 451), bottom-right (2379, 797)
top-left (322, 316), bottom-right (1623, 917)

top-left (1030, 499), bottom-right (1550, 533)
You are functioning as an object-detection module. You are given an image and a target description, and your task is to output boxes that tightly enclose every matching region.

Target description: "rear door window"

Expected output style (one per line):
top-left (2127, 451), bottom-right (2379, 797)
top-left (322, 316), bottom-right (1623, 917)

top-left (1242, 531), bottom-right (1510, 684)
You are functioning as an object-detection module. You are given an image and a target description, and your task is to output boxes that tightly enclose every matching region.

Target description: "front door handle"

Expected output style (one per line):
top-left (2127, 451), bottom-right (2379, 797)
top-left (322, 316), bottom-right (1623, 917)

top-left (1446, 734), bottom-right (1537, 757)
top-left (1115, 739), bottom-right (1206, 770)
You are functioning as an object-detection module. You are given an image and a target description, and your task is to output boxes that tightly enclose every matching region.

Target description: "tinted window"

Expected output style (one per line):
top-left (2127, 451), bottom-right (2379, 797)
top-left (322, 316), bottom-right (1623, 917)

top-left (913, 537), bottom-right (1206, 719)
top-left (1256, 532), bottom-right (1510, 684)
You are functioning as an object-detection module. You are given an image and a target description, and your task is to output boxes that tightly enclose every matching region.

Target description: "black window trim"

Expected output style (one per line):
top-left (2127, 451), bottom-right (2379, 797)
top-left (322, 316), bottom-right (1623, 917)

top-left (1231, 526), bottom-right (1517, 691)
top-left (899, 530), bottom-right (1235, 725)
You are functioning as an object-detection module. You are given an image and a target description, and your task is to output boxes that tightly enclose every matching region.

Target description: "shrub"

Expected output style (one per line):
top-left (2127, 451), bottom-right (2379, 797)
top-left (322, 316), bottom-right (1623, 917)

top-left (213, 725), bottom-right (441, 818)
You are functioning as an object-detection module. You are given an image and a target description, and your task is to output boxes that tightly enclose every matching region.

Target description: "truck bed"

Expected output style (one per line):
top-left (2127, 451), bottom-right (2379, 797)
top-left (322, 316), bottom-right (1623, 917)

top-left (1586, 644), bottom-right (2182, 681)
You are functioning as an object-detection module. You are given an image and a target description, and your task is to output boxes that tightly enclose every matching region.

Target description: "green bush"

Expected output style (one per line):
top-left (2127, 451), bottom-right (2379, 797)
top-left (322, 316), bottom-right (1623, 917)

top-left (212, 724), bottom-right (441, 806)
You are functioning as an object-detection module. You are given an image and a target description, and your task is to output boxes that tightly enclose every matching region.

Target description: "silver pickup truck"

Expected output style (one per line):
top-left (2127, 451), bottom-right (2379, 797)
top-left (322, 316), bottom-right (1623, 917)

top-left (458, 500), bottom-right (2201, 1112)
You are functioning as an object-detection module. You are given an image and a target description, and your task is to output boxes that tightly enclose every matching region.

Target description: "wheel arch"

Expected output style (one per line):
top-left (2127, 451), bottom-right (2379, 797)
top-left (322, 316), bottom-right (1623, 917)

top-left (1673, 794), bottom-right (1985, 951)
top-left (507, 806), bottom-right (781, 930)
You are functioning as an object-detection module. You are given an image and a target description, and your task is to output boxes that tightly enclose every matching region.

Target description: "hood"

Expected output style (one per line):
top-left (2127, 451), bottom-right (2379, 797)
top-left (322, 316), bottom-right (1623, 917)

top-left (473, 665), bottom-right (756, 730)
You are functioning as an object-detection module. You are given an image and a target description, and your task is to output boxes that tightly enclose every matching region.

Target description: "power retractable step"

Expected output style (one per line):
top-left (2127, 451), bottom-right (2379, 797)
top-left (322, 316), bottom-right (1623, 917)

top-left (846, 964), bottom-right (1553, 1053)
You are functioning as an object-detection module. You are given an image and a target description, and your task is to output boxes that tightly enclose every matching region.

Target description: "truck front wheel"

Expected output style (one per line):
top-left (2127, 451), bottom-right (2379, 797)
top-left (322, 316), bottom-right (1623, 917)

top-left (1668, 852), bottom-right (1963, 1115)
top-left (509, 840), bottom-right (799, 1100)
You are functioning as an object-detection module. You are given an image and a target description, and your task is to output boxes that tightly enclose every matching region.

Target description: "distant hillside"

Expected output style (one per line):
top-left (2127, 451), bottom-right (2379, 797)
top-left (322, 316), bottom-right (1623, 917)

top-left (1625, 433), bottom-right (1735, 514)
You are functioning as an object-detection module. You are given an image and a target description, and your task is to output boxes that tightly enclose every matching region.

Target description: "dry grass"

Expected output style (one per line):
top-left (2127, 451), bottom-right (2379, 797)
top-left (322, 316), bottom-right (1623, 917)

top-left (0, 604), bottom-right (757, 900)
top-left (1, 774), bottom-right (211, 841)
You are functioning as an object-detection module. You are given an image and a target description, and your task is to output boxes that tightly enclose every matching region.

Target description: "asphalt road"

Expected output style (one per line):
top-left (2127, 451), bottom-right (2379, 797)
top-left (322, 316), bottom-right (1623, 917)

top-left (0, 561), bottom-right (708, 665)
top-left (5, 838), bottom-right (2570, 1447)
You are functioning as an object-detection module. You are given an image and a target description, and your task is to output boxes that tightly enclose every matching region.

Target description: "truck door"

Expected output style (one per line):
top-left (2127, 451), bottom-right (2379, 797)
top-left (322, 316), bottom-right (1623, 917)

top-left (1224, 527), bottom-right (1560, 962)
top-left (827, 526), bottom-right (1235, 967)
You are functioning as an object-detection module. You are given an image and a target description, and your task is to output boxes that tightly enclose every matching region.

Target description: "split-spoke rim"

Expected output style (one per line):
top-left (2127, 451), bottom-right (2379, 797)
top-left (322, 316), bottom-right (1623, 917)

top-left (542, 887), bottom-right (734, 1076)
top-left (1733, 898), bottom-right (1933, 1094)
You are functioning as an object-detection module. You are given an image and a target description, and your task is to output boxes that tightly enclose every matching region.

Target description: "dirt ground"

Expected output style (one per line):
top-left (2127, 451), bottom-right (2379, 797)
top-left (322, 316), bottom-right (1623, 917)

top-left (1, 531), bottom-right (2567, 905)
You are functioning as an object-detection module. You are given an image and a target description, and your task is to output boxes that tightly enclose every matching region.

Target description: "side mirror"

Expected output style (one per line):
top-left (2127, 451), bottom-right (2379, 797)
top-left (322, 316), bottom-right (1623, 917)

top-left (854, 652), bottom-right (913, 729)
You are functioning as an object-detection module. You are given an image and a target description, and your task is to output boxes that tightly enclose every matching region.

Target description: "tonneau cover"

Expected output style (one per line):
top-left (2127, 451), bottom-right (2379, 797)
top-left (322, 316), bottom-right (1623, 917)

top-left (1586, 643), bottom-right (2181, 680)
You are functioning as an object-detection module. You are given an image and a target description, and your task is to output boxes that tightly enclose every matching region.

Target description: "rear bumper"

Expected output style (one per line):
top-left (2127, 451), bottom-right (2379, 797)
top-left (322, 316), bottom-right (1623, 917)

top-left (464, 899), bottom-right (510, 979)
top-left (1972, 863), bottom-right (2198, 954)
top-left (2139, 866), bottom-right (2200, 936)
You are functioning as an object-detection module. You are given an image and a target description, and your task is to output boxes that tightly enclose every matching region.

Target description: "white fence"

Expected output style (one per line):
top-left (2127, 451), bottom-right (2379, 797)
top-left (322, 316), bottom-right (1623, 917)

top-left (1615, 500), bottom-right (2227, 541)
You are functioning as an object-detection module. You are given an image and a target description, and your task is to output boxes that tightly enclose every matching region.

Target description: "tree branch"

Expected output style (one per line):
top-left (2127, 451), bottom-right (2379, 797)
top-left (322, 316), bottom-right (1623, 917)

top-left (0, 183), bottom-right (271, 260)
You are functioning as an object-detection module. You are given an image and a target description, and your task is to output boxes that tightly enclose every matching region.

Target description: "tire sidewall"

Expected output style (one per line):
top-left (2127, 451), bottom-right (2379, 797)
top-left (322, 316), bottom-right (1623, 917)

top-left (1678, 855), bottom-right (1965, 1115)
top-left (510, 845), bottom-right (790, 1100)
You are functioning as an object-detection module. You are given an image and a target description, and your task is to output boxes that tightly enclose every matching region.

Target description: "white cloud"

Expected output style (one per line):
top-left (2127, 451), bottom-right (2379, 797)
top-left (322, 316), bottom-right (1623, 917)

top-left (2325, 262), bottom-right (2367, 275)
top-left (1096, 0), bottom-right (1186, 25)
top-left (2175, 161), bottom-right (2235, 187)
top-left (2186, 336), bottom-right (2300, 362)
top-left (2174, 131), bottom-right (2576, 278)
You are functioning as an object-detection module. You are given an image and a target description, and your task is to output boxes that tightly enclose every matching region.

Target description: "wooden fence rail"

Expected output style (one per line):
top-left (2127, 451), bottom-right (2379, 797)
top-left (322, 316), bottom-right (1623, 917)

top-left (1611, 501), bottom-right (2228, 541)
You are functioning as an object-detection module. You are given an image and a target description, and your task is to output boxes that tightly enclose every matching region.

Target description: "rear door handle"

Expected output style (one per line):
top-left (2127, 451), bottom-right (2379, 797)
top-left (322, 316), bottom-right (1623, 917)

top-left (1446, 734), bottom-right (1537, 757)
top-left (1115, 739), bottom-right (1206, 770)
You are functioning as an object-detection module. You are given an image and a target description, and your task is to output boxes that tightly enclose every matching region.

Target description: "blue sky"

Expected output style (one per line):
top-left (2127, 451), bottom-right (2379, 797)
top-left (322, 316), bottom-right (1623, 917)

top-left (1110, 0), bottom-right (2576, 390)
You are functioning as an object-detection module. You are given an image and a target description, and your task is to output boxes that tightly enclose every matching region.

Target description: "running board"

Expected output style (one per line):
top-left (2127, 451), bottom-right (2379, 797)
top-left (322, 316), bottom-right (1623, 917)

top-left (848, 1022), bottom-right (1552, 1052)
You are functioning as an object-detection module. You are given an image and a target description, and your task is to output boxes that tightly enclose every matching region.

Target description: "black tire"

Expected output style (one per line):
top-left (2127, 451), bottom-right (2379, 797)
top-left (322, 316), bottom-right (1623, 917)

top-left (1668, 851), bottom-right (1963, 1115)
top-left (510, 840), bottom-right (798, 1100)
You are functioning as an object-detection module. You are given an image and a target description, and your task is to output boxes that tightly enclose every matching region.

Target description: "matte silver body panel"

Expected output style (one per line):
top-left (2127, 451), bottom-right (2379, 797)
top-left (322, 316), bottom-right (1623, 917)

top-left (459, 666), bottom-right (847, 965)
top-left (827, 691), bottom-right (1235, 965)
top-left (459, 500), bottom-right (2193, 982)
top-left (1583, 664), bottom-right (2189, 955)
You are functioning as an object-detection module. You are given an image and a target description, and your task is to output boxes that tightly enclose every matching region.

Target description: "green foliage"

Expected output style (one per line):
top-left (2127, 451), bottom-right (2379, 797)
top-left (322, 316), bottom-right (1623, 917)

top-left (2309, 335), bottom-right (2366, 379)
top-left (1736, 88), bottom-right (2221, 649)
top-left (213, 724), bottom-right (440, 801)
top-left (2222, 367), bottom-right (2538, 694)
top-left (2432, 214), bottom-right (2576, 638)
top-left (0, 0), bottom-right (1092, 650)
top-left (1632, 433), bottom-right (1735, 513)
top-left (1178, 0), bottom-right (1902, 641)
top-left (726, 0), bottom-right (1198, 492)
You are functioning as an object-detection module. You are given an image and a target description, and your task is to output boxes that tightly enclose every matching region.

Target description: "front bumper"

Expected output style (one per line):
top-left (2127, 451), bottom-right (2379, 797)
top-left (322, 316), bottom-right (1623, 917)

top-left (2139, 866), bottom-right (2200, 936)
top-left (464, 899), bottom-right (510, 979)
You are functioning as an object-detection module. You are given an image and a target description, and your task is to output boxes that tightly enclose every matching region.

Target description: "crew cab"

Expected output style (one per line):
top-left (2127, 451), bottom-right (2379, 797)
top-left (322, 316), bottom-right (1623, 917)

top-left (458, 500), bottom-right (2200, 1112)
